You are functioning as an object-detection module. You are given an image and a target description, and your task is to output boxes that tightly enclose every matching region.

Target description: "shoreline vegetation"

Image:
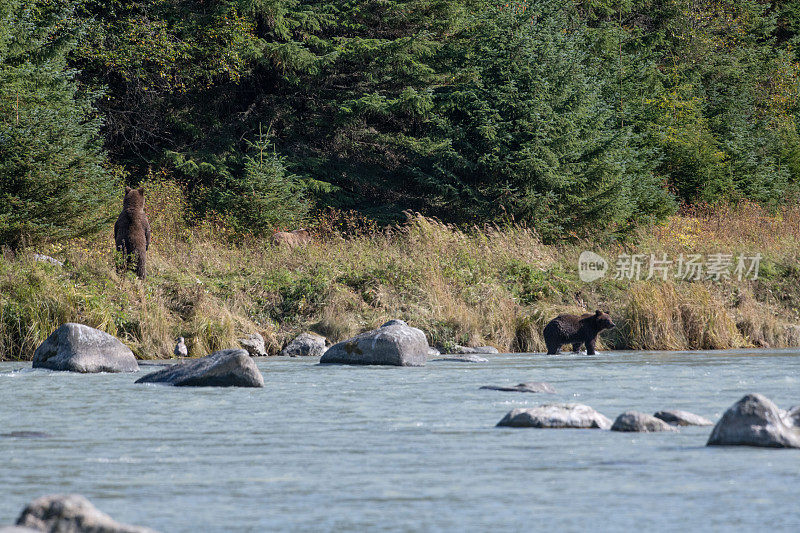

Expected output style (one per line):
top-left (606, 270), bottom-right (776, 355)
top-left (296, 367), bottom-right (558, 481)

top-left (5, 0), bottom-right (800, 362)
top-left (2, 181), bottom-right (799, 361)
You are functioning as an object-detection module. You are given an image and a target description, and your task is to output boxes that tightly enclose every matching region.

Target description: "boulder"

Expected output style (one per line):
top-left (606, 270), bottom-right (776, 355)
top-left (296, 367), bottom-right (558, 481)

top-left (280, 332), bottom-right (327, 357)
top-left (432, 354), bottom-right (488, 363)
top-left (237, 333), bottom-right (267, 357)
top-left (426, 346), bottom-right (441, 357)
top-left (32, 323), bottom-right (138, 373)
top-left (654, 409), bottom-right (713, 427)
top-left (319, 319), bottom-right (427, 366)
top-left (15, 494), bottom-right (157, 533)
top-left (786, 405), bottom-right (800, 427)
top-left (135, 349), bottom-right (264, 387)
top-left (611, 411), bottom-right (677, 432)
top-left (480, 382), bottom-right (556, 394)
top-left (453, 345), bottom-right (499, 355)
top-left (497, 404), bottom-right (611, 429)
top-left (707, 393), bottom-right (800, 448)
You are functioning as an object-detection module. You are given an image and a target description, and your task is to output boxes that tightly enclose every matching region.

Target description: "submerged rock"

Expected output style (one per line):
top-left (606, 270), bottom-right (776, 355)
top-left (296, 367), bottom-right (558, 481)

top-left (238, 332), bottom-right (267, 357)
top-left (707, 393), bottom-right (800, 448)
top-left (32, 323), bottom-right (138, 373)
top-left (280, 332), bottom-right (327, 357)
top-left (319, 319), bottom-right (427, 366)
top-left (653, 409), bottom-right (713, 427)
top-left (481, 382), bottom-right (556, 394)
top-left (497, 404), bottom-right (611, 429)
top-left (0, 431), bottom-right (52, 439)
top-left (135, 349), bottom-right (264, 387)
top-left (426, 346), bottom-right (441, 357)
top-left (432, 354), bottom-right (488, 363)
top-left (15, 494), bottom-right (158, 533)
top-left (611, 411), bottom-right (677, 432)
top-left (453, 345), bottom-right (499, 355)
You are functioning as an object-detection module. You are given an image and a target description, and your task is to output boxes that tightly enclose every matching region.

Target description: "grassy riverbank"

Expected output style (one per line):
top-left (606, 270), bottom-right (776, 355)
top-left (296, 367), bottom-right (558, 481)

top-left (2, 182), bottom-right (799, 360)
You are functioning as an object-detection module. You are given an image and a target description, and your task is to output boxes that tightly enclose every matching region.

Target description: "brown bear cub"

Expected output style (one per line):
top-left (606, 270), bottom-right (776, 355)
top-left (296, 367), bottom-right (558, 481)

top-left (114, 186), bottom-right (151, 279)
top-left (543, 310), bottom-right (615, 355)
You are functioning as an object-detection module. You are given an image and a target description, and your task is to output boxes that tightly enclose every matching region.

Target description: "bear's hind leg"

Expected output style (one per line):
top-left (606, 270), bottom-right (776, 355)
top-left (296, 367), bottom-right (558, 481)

top-left (572, 342), bottom-right (583, 353)
top-left (546, 339), bottom-right (562, 355)
top-left (114, 242), bottom-right (129, 274)
top-left (134, 249), bottom-right (146, 280)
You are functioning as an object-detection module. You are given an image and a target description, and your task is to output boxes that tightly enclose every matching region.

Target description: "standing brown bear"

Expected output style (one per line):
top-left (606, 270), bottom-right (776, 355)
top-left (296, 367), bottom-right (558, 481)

top-left (114, 186), bottom-right (151, 279)
top-left (543, 310), bottom-right (615, 355)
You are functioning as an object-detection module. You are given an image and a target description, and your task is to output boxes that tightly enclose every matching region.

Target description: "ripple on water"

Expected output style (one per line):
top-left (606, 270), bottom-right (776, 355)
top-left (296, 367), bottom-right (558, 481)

top-left (0, 350), bottom-right (798, 532)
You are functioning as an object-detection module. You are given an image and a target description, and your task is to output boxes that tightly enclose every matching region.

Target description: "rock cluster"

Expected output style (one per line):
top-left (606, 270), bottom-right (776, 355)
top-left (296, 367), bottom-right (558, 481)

top-left (611, 411), bottom-right (677, 432)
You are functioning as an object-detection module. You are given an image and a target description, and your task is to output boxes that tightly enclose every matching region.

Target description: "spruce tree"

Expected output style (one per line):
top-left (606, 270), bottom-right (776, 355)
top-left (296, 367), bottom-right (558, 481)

top-left (430, 1), bottom-right (674, 237)
top-left (0, 0), bottom-right (118, 248)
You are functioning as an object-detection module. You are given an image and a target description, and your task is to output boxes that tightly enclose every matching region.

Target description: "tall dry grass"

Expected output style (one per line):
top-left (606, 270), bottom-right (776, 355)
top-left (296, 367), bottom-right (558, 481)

top-left (2, 184), bottom-right (799, 360)
top-left (644, 200), bottom-right (800, 255)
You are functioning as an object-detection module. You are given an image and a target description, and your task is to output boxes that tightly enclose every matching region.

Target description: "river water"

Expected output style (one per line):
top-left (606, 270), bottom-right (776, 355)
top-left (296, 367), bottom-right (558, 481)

top-left (1, 350), bottom-right (799, 532)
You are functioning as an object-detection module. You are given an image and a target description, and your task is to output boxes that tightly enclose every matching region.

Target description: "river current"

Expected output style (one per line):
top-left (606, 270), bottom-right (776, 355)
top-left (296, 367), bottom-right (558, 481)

top-left (1, 350), bottom-right (799, 532)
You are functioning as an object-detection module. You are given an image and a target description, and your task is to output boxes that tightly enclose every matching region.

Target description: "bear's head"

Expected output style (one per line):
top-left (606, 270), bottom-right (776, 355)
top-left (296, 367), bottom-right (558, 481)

top-left (592, 309), bottom-right (615, 331)
top-left (123, 186), bottom-right (145, 212)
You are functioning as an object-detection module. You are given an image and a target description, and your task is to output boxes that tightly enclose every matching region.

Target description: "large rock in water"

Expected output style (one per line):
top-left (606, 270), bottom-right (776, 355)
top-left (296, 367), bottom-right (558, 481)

top-left (280, 332), bottom-right (327, 357)
top-left (654, 409), bottom-right (713, 426)
top-left (319, 319), bottom-right (427, 366)
top-left (707, 393), bottom-right (800, 448)
top-left (32, 323), bottom-right (138, 373)
top-left (15, 494), bottom-right (158, 532)
top-left (135, 349), bottom-right (264, 387)
top-left (497, 404), bottom-right (612, 429)
top-left (611, 411), bottom-right (677, 432)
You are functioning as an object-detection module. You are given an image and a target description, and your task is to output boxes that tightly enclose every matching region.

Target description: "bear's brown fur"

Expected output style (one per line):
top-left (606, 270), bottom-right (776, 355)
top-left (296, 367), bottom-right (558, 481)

top-left (272, 229), bottom-right (312, 247)
top-left (114, 186), bottom-right (151, 279)
top-left (543, 310), bottom-right (615, 355)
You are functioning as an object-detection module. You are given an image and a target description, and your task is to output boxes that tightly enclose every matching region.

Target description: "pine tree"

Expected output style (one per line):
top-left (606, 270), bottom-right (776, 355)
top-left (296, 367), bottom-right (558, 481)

top-left (212, 129), bottom-right (309, 235)
top-left (429, 1), bottom-right (674, 237)
top-left (0, 0), bottom-right (118, 248)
